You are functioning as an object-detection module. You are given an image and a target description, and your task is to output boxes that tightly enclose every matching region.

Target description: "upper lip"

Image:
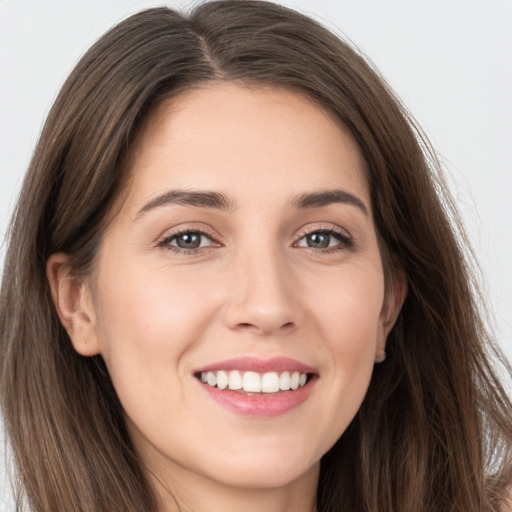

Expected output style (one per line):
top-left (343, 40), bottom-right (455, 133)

top-left (195, 356), bottom-right (317, 374)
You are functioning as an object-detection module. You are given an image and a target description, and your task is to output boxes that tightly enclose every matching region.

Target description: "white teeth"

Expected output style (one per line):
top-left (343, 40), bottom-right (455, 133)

top-left (200, 370), bottom-right (309, 393)
top-left (279, 371), bottom-right (291, 391)
top-left (206, 371), bottom-right (217, 387)
top-left (243, 371), bottom-right (262, 392)
top-left (228, 370), bottom-right (242, 390)
top-left (290, 371), bottom-right (300, 390)
top-left (216, 370), bottom-right (228, 390)
top-left (261, 372), bottom-right (280, 393)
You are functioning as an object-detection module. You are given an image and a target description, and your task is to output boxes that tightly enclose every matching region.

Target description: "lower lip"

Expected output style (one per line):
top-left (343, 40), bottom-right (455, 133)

top-left (199, 378), bottom-right (315, 417)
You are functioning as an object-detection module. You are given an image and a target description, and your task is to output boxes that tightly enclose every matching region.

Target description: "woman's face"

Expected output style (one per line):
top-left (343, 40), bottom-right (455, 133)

top-left (66, 83), bottom-right (403, 495)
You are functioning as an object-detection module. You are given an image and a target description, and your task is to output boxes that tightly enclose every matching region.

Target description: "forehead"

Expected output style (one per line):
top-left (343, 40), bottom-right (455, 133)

top-left (123, 82), bottom-right (369, 210)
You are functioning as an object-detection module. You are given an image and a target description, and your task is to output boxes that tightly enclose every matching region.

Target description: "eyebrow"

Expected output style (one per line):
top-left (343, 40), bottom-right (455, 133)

top-left (135, 187), bottom-right (368, 219)
top-left (293, 189), bottom-right (368, 216)
top-left (136, 190), bottom-right (236, 219)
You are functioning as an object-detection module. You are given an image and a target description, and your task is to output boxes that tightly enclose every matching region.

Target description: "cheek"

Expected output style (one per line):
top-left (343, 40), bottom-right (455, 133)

top-left (91, 262), bottom-right (226, 441)
top-left (310, 265), bottom-right (384, 351)
top-left (93, 260), bottom-right (219, 386)
top-left (307, 266), bottom-right (384, 420)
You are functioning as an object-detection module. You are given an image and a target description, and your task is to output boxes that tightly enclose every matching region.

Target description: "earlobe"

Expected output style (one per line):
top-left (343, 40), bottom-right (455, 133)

top-left (46, 253), bottom-right (101, 357)
top-left (376, 271), bottom-right (407, 361)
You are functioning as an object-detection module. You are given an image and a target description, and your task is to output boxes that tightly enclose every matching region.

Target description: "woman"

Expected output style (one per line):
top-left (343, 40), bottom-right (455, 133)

top-left (1, 1), bottom-right (511, 511)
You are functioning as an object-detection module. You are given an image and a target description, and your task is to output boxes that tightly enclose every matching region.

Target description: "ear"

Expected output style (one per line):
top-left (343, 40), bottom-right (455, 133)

top-left (376, 271), bottom-right (407, 362)
top-left (46, 253), bottom-right (101, 357)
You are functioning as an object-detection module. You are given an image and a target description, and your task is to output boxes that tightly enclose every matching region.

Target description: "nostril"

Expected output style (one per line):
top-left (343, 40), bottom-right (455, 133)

top-left (235, 321), bottom-right (295, 333)
top-left (277, 322), bottom-right (295, 333)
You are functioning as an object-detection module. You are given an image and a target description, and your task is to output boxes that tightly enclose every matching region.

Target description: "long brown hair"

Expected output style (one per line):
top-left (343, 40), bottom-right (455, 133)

top-left (1, 1), bottom-right (511, 511)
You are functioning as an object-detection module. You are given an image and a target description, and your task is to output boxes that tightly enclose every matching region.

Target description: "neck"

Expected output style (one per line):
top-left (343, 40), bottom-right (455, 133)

top-left (151, 462), bottom-right (319, 512)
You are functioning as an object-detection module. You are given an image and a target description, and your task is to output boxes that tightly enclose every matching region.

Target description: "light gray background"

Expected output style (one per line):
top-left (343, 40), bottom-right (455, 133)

top-left (1, 0), bottom-right (511, 507)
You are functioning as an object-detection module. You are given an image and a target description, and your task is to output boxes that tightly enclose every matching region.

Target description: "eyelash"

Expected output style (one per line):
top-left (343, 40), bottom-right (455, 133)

top-left (294, 225), bottom-right (354, 253)
top-left (157, 225), bottom-right (354, 255)
top-left (157, 226), bottom-right (219, 255)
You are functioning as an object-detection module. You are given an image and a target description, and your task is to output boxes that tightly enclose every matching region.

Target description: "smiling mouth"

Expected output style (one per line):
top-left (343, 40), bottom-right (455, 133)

top-left (196, 370), bottom-right (313, 394)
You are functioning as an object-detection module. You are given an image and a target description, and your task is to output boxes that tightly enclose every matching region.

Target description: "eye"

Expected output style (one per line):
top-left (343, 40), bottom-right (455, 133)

top-left (295, 228), bottom-right (353, 251)
top-left (157, 229), bottom-right (217, 252)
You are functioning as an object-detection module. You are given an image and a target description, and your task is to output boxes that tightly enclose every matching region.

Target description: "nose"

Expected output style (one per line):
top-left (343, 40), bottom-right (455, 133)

top-left (223, 247), bottom-right (302, 336)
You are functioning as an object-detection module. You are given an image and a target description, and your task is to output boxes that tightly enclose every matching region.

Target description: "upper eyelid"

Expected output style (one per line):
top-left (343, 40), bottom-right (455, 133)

top-left (157, 225), bottom-right (220, 243)
top-left (157, 237), bottom-right (214, 256)
top-left (293, 224), bottom-right (355, 252)
top-left (156, 229), bottom-right (221, 255)
top-left (155, 223), bottom-right (352, 248)
top-left (295, 223), bottom-right (351, 239)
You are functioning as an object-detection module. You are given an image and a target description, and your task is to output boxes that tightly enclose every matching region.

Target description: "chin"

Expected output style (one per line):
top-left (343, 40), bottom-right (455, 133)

top-left (196, 442), bottom-right (321, 490)
top-left (209, 461), bottom-right (318, 490)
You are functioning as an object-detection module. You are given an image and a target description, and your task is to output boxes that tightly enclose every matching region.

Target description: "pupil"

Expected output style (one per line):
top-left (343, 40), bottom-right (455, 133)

top-left (308, 233), bottom-right (329, 248)
top-left (177, 233), bottom-right (201, 249)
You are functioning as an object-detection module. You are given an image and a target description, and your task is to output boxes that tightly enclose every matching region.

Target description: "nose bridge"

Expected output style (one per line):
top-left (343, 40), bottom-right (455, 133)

top-left (224, 237), bottom-right (300, 334)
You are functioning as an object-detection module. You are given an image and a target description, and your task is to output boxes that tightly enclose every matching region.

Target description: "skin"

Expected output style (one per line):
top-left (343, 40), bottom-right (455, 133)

top-left (48, 82), bottom-right (406, 512)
